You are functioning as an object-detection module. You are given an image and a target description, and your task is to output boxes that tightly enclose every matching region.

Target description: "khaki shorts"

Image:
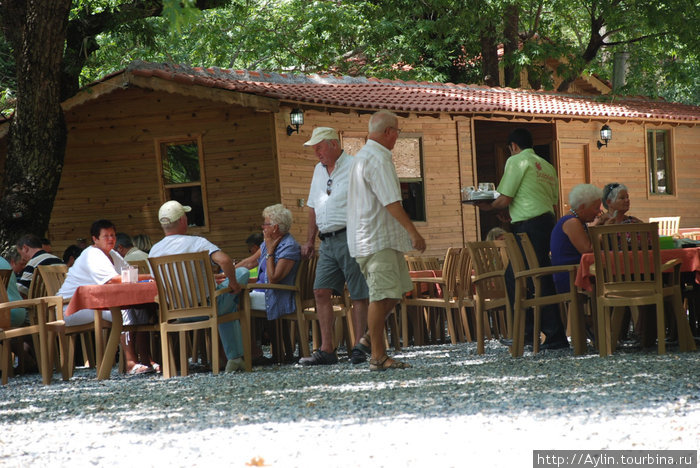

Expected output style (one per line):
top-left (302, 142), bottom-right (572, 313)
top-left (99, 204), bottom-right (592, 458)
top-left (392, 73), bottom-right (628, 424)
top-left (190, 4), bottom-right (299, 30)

top-left (356, 248), bottom-right (412, 302)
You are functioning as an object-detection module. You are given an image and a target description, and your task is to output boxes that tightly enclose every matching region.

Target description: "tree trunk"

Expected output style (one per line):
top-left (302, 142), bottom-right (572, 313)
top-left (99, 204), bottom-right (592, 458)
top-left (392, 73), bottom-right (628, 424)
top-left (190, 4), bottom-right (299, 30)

top-left (0, 0), bottom-right (71, 254)
top-left (503, 3), bottom-right (519, 88)
top-left (480, 23), bottom-right (500, 87)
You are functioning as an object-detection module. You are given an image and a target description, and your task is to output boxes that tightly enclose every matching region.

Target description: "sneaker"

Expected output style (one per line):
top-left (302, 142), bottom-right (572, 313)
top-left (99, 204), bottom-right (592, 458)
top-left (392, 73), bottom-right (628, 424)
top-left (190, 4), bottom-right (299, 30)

top-left (224, 357), bottom-right (245, 372)
top-left (349, 346), bottom-right (367, 364)
top-left (299, 350), bottom-right (338, 366)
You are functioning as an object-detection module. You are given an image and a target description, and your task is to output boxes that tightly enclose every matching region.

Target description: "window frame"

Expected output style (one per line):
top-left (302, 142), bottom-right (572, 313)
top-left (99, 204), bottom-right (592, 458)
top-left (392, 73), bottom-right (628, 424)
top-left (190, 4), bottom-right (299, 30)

top-left (340, 132), bottom-right (427, 223)
top-left (645, 127), bottom-right (676, 198)
top-left (154, 134), bottom-right (210, 232)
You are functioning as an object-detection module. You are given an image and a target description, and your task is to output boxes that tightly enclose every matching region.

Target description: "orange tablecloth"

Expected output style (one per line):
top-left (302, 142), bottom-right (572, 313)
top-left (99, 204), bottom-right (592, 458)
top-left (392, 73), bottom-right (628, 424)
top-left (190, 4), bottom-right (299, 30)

top-left (65, 281), bottom-right (158, 316)
top-left (409, 270), bottom-right (443, 297)
top-left (575, 247), bottom-right (700, 292)
top-left (65, 281), bottom-right (158, 379)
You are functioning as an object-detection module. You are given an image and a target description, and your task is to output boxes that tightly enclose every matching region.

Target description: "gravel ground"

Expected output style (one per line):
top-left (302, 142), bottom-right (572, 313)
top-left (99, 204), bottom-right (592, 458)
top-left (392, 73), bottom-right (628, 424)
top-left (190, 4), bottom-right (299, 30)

top-left (1, 340), bottom-right (698, 467)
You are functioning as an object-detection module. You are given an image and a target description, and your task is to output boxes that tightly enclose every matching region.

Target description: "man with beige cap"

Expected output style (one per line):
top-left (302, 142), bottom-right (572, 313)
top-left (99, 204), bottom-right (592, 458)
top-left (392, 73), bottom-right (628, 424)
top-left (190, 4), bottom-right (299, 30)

top-left (149, 200), bottom-right (249, 372)
top-left (299, 127), bottom-right (370, 366)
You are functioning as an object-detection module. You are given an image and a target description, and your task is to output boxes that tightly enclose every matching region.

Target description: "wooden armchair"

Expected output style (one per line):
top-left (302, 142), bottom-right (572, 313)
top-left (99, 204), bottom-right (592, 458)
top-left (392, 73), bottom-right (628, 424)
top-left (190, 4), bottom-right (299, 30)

top-left (649, 216), bottom-right (680, 237)
top-left (465, 241), bottom-right (511, 355)
top-left (241, 257), bottom-right (311, 369)
top-left (149, 251), bottom-right (250, 378)
top-left (503, 233), bottom-right (585, 356)
top-left (588, 223), bottom-right (695, 356)
top-left (400, 247), bottom-right (472, 346)
top-left (1, 296), bottom-right (65, 385)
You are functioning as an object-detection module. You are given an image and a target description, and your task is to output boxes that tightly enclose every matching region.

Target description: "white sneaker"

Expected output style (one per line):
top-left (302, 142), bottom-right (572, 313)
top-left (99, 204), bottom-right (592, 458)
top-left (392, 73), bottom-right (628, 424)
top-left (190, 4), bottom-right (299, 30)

top-left (224, 357), bottom-right (245, 373)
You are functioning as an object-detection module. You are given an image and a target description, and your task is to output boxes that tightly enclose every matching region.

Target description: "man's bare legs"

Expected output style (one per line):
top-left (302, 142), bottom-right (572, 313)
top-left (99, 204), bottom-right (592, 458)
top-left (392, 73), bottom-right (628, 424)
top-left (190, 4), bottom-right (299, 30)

top-left (351, 298), bottom-right (369, 347)
top-left (314, 288), bottom-right (336, 354)
top-left (368, 298), bottom-right (398, 360)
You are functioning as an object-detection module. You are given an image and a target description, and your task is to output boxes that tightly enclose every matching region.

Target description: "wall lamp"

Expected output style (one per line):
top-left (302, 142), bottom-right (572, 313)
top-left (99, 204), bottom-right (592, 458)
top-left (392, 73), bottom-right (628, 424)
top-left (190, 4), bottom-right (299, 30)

top-left (286, 108), bottom-right (304, 135)
top-left (596, 124), bottom-right (612, 149)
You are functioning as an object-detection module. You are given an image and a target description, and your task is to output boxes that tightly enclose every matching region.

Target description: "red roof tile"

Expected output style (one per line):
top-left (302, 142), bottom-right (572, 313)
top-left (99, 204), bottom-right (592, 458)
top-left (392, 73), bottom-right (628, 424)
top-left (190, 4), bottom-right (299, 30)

top-left (121, 61), bottom-right (699, 123)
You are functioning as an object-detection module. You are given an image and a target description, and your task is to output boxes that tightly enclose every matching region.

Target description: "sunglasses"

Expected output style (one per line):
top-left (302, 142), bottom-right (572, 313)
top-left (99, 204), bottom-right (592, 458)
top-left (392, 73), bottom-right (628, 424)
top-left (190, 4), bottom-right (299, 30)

top-left (326, 178), bottom-right (333, 195)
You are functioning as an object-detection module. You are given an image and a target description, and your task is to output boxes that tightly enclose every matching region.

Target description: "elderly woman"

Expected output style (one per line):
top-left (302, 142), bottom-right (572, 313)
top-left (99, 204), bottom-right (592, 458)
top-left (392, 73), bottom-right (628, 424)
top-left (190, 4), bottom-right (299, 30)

top-left (57, 219), bottom-right (156, 374)
top-left (550, 184), bottom-right (604, 294)
top-left (601, 182), bottom-right (643, 225)
top-left (237, 204), bottom-right (301, 361)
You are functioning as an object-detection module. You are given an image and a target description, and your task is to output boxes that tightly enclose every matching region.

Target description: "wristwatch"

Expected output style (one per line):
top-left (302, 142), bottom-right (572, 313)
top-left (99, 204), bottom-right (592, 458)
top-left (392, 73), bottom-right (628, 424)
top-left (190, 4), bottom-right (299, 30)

top-left (265, 253), bottom-right (273, 260)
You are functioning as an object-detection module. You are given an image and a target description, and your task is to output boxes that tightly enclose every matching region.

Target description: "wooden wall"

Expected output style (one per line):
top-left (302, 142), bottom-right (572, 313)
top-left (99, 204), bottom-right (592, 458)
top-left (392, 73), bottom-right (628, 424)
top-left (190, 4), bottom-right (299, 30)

top-left (273, 107), bottom-right (468, 258)
top-left (50, 87), bottom-right (279, 260)
top-left (14, 85), bottom-right (697, 263)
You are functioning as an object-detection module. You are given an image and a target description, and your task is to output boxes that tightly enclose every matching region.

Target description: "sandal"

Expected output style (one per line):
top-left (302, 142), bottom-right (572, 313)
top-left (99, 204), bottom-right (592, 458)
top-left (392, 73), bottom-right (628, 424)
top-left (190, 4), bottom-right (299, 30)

top-left (369, 355), bottom-right (412, 371)
top-left (127, 363), bottom-right (154, 375)
top-left (356, 333), bottom-right (371, 354)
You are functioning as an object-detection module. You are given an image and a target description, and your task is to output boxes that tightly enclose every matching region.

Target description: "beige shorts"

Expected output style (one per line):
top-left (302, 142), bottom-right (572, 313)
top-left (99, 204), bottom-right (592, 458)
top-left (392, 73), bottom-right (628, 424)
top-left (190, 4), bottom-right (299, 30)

top-left (356, 248), bottom-right (413, 302)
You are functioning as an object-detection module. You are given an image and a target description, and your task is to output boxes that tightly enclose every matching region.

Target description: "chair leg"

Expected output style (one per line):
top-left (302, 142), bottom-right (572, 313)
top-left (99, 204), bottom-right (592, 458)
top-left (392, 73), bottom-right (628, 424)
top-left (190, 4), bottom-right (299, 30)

top-left (655, 300), bottom-right (666, 355)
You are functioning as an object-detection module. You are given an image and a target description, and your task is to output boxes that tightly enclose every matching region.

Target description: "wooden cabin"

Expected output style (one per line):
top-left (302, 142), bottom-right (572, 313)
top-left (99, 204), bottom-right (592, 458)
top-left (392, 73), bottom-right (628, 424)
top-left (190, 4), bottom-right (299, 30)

top-left (1, 61), bottom-right (699, 259)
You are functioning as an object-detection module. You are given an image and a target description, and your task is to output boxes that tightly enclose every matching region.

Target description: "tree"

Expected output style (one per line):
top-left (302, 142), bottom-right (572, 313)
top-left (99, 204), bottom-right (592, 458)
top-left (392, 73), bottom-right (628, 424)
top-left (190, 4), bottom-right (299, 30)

top-left (0, 0), bottom-right (227, 253)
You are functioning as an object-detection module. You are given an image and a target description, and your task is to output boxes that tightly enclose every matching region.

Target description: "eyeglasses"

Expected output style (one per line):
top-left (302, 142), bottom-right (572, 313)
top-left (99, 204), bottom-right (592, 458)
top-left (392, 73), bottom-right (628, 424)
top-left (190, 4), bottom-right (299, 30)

top-left (391, 127), bottom-right (402, 135)
top-left (261, 222), bottom-right (272, 227)
top-left (326, 178), bottom-right (333, 195)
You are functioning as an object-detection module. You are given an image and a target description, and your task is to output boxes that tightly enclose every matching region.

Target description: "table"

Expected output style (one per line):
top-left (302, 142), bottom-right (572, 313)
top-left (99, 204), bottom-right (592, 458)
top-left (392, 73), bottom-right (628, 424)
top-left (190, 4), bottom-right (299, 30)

top-left (575, 247), bottom-right (700, 292)
top-left (408, 269), bottom-right (443, 297)
top-left (65, 281), bottom-right (158, 379)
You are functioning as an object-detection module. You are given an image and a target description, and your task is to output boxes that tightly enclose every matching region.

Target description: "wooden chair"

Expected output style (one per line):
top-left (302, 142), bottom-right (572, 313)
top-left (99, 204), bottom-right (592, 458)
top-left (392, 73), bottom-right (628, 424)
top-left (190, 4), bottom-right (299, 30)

top-left (649, 216), bottom-right (680, 237)
top-left (400, 247), bottom-right (472, 346)
top-left (149, 251), bottom-right (250, 378)
top-left (1, 296), bottom-right (65, 385)
top-left (32, 264), bottom-right (110, 379)
top-left (241, 257), bottom-right (312, 370)
top-left (465, 241), bottom-right (511, 355)
top-left (502, 233), bottom-right (585, 356)
top-left (0, 269), bottom-right (11, 291)
top-left (588, 223), bottom-right (696, 356)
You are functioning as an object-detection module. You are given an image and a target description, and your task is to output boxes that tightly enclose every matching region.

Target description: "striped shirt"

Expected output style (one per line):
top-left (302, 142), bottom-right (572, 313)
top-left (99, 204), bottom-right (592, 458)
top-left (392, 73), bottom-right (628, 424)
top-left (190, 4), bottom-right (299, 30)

top-left (346, 139), bottom-right (413, 258)
top-left (17, 250), bottom-right (63, 296)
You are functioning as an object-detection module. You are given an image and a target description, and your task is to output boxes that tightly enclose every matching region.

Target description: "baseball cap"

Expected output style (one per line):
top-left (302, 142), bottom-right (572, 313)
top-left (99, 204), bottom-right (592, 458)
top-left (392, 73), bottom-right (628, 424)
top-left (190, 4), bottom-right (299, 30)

top-left (158, 200), bottom-right (191, 224)
top-left (303, 127), bottom-right (339, 146)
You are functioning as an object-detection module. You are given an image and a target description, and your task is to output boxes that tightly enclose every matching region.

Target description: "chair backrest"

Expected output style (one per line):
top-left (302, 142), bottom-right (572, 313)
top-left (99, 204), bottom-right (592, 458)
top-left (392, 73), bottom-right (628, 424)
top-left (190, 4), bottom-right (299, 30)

top-left (299, 256), bottom-right (317, 306)
top-left (31, 264), bottom-right (69, 298)
top-left (148, 251), bottom-right (218, 322)
top-left (466, 240), bottom-right (509, 302)
top-left (441, 247), bottom-right (464, 298)
top-left (588, 223), bottom-right (663, 294)
top-left (648, 216), bottom-right (680, 236)
top-left (404, 255), bottom-right (441, 271)
top-left (0, 269), bottom-right (10, 303)
top-left (128, 259), bottom-right (150, 275)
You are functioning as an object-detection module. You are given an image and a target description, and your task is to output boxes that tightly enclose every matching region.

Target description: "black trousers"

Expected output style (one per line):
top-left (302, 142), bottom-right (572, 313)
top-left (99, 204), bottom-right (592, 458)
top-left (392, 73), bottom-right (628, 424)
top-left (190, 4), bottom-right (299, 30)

top-left (506, 212), bottom-right (567, 343)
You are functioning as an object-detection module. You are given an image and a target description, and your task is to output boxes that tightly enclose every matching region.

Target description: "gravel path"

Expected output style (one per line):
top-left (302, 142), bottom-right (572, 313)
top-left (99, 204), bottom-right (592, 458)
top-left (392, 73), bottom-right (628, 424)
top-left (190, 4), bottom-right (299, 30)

top-left (1, 340), bottom-right (698, 467)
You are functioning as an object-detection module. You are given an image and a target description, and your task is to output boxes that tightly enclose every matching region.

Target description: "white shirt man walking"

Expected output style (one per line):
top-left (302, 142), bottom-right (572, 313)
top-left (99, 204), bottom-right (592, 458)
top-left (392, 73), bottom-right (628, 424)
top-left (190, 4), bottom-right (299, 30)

top-left (347, 110), bottom-right (426, 371)
top-left (299, 127), bottom-right (371, 365)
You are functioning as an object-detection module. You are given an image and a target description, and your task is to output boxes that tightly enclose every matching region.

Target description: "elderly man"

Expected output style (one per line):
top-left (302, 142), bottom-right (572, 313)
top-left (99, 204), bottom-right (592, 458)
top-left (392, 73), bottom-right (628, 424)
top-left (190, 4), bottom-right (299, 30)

top-left (115, 233), bottom-right (149, 262)
top-left (149, 200), bottom-right (249, 372)
top-left (299, 127), bottom-right (370, 366)
top-left (347, 110), bottom-right (426, 371)
top-left (476, 128), bottom-right (568, 349)
top-left (15, 234), bottom-right (63, 297)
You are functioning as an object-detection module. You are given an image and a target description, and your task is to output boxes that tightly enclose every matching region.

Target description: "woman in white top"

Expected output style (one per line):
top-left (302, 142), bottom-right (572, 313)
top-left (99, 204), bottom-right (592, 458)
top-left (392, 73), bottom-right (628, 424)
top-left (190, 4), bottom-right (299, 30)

top-left (57, 219), bottom-right (156, 374)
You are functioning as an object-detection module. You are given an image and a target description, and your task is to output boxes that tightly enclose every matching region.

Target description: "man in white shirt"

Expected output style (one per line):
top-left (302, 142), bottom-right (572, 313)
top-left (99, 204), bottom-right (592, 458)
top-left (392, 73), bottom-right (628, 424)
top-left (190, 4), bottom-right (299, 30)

top-left (299, 127), bottom-right (370, 366)
top-left (347, 110), bottom-right (426, 371)
top-left (149, 200), bottom-right (248, 373)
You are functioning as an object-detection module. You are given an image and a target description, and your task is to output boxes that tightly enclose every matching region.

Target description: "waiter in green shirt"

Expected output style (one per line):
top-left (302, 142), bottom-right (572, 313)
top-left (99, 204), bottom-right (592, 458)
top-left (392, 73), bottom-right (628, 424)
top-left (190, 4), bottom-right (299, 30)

top-left (477, 128), bottom-right (568, 349)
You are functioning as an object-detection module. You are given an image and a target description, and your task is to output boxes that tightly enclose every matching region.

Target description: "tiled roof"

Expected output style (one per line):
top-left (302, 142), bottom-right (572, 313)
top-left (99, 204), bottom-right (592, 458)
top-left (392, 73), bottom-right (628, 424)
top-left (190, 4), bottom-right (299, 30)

top-left (121, 61), bottom-right (700, 123)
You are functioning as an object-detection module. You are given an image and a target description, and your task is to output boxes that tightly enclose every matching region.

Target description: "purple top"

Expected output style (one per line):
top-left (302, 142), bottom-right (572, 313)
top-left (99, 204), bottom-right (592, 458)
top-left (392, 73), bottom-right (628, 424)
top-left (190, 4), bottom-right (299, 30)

top-left (550, 214), bottom-right (585, 293)
top-left (257, 233), bottom-right (301, 320)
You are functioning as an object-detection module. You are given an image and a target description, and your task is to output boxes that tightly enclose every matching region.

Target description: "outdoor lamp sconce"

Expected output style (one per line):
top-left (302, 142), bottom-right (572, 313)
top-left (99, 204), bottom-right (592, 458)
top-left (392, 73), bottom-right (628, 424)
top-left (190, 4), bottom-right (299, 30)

top-left (597, 124), bottom-right (612, 149)
top-left (286, 108), bottom-right (304, 135)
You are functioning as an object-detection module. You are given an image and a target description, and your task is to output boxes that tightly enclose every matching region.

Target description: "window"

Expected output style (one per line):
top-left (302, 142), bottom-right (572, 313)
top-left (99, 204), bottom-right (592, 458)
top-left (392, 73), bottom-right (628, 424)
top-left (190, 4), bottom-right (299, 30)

top-left (155, 136), bottom-right (209, 228)
top-left (342, 134), bottom-right (426, 221)
top-left (647, 129), bottom-right (673, 195)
